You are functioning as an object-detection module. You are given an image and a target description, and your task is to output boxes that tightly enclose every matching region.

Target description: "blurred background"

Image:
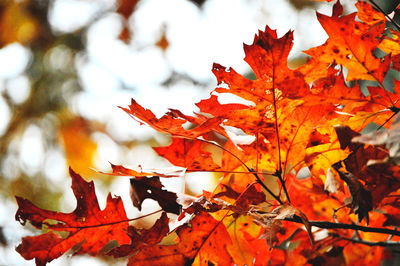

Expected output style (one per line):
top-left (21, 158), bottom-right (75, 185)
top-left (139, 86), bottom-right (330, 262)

top-left (0, 0), bottom-right (364, 265)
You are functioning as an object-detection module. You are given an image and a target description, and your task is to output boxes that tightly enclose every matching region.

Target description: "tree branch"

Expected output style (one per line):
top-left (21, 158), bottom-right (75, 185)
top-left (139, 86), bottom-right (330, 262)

top-left (285, 215), bottom-right (400, 237)
top-left (337, 236), bottom-right (400, 247)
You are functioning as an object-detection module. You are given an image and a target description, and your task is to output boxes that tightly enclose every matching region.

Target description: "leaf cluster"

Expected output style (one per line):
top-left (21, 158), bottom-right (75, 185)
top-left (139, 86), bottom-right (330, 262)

top-left (15, 1), bottom-right (400, 265)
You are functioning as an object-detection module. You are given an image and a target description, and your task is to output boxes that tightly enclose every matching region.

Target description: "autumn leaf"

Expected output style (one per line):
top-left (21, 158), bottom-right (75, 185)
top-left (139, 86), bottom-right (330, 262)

top-left (353, 113), bottom-right (400, 163)
top-left (156, 27), bottom-right (169, 51)
top-left (272, 205), bottom-right (314, 246)
top-left (101, 162), bottom-right (185, 178)
top-left (300, 1), bottom-right (390, 83)
top-left (332, 166), bottom-right (373, 224)
top-left (15, 168), bottom-right (131, 265)
top-left (121, 99), bottom-right (226, 139)
top-left (108, 212), bottom-right (170, 258)
top-left (130, 176), bottom-right (182, 214)
top-left (14, 1), bottom-right (400, 265)
top-left (116, 0), bottom-right (138, 42)
top-left (154, 138), bottom-right (221, 171)
top-left (116, 0), bottom-right (138, 19)
top-left (128, 212), bottom-right (233, 266)
top-left (214, 183), bottom-right (266, 212)
top-left (59, 117), bottom-right (98, 177)
top-left (324, 167), bottom-right (341, 194)
top-left (335, 125), bottom-right (400, 209)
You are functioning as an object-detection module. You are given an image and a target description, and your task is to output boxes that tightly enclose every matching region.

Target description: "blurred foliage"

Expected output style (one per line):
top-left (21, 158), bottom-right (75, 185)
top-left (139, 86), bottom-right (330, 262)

top-left (0, 0), bottom-right (85, 209)
top-left (0, 2), bottom-right (190, 261)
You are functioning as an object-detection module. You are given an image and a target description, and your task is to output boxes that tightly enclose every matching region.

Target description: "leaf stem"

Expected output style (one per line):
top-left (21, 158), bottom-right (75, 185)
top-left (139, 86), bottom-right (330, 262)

top-left (250, 168), bottom-right (283, 204)
top-left (47, 209), bottom-right (163, 230)
top-left (271, 61), bottom-right (291, 204)
top-left (196, 138), bottom-right (283, 204)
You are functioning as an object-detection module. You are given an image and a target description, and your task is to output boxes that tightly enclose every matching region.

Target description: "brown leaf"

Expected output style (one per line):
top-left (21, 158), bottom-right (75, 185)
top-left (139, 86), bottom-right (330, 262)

top-left (130, 176), bottom-right (182, 215)
top-left (273, 205), bottom-right (314, 246)
top-left (353, 114), bottom-right (400, 164)
top-left (333, 168), bottom-right (372, 224)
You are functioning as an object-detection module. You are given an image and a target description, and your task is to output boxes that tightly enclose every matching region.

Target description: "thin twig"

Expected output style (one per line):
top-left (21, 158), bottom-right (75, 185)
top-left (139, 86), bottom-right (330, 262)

top-left (271, 45), bottom-right (291, 205)
top-left (337, 236), bottom-right (400, 247)
top-left (196, 138), bottom-right (283, 204)
top-left (249, 168), bottom-right (283, 204)
top-left (285, 215), bottom-right (400, 237)
top-left (43, 209), bottom-right (163, 230)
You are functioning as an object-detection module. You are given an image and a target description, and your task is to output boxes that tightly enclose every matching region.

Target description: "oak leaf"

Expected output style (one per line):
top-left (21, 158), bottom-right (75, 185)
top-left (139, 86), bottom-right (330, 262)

top-left (128, 212), bottom-right (233, 266)
top-left (15, 168), bottom-right (131, 265)
top-left (108, 212), bottom-right (170, 258)
top-left (300, 1), bottom-right (390, 83)
top-left (130, 176), bottom-right (182, 214)
top-left (102, 162), bottom-right (185, 178)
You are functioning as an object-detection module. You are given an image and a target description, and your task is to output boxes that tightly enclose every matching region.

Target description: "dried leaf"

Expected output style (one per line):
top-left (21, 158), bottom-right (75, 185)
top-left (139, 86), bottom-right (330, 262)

top-left (324, 167), bottom-right (341, 194)
top-left (273, 205), bottom-right (314, 246)
top-left (130, 176), bottom-right (182, 215)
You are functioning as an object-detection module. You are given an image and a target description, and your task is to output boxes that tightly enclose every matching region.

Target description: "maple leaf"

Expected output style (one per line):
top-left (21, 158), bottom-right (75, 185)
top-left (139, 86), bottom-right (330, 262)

top-left (332, 166), bottom-right (373, 224)
top-left (213, 183), bottom-right (266, 212)
top-left (208, 25), bottom-right (335, 178)
top-left (15, 168), bottom-right (131, 265)
top-left (272, 205), bottom-right (314, 245)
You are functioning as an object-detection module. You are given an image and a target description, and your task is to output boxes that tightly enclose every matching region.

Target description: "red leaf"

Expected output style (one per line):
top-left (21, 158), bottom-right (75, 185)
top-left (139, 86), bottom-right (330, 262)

top-left (108, 212), bottom-right (170, 257)
top-left (301, 1), bottom-right (390, 83)
top-left (100, 162), bottom-right (185, 178)
top-left (121, 99), bottom-right (225, 139)
top-left (128, 212), bottom-right (233, 265)
top-left (15, 168), bottom-right (131, 265)
top-left (154, 138), bottom-right (221, 171)
top-left (196, 94), bottom-right (248, 116)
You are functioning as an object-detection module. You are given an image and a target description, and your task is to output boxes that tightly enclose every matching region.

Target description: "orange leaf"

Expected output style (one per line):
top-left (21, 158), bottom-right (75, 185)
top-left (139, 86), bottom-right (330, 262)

top-left (301, 1), bottom-right (390, 83)
top-left (60, 117), bottom-right (98, 177)
top-left (154, 138), bottom-right (221, 171)
top-left (128, 212), bottom-right (233, 266)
